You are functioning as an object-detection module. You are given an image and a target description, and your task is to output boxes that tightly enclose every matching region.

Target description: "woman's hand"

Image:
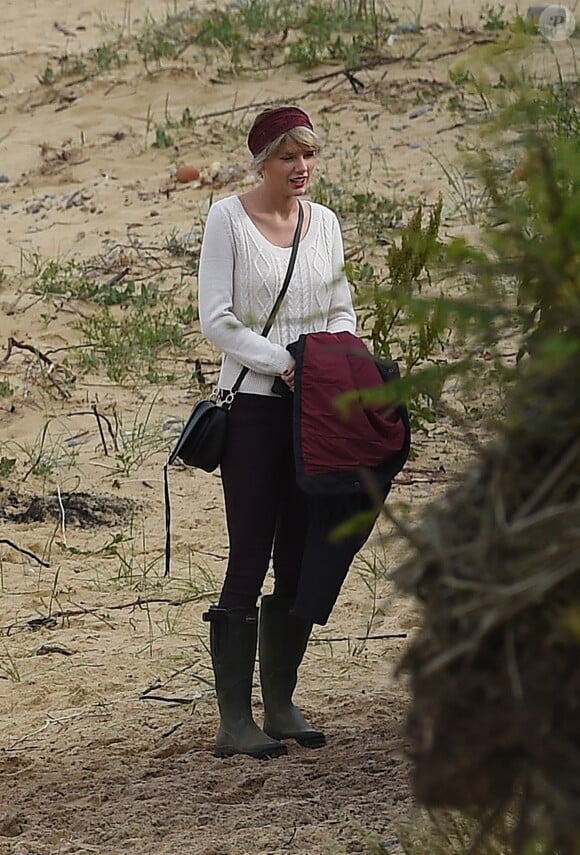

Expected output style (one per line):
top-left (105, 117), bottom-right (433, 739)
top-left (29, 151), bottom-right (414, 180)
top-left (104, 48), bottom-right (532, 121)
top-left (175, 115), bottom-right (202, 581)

top-left (281, 364), bottom-right (295, 391)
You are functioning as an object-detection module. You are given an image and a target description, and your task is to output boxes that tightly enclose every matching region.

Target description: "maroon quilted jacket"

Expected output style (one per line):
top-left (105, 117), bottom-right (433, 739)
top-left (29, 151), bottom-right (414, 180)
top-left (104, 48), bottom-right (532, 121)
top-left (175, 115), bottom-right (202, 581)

top-left (287, 331), bottom-right (409, 494)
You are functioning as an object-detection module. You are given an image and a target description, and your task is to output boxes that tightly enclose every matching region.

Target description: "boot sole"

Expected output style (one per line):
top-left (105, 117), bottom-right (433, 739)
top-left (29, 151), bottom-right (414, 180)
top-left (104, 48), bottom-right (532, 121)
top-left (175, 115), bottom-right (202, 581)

top-left (214, 743), bottom-right (288, 760)
top-left (267, 731), bottom-right (327, 749)
top-left (295, 732), bottom-right (326, 749)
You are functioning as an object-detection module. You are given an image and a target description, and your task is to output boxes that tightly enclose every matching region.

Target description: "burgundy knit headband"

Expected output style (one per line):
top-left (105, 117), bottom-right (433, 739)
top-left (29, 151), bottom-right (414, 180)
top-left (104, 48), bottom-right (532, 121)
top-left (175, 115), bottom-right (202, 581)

top-left (247, 106), bottom-right (314, 157)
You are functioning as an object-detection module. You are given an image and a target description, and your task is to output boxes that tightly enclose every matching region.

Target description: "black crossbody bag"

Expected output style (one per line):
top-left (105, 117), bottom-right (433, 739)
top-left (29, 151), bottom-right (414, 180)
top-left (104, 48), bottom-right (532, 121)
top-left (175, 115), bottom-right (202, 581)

top-left (164, 201), bottom-right (304, 575)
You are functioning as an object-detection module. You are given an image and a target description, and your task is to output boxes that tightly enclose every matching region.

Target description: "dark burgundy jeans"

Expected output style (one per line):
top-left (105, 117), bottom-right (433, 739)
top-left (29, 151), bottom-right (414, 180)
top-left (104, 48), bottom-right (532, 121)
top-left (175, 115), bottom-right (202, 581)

top-left (218, 393), bottom-right (307, 610)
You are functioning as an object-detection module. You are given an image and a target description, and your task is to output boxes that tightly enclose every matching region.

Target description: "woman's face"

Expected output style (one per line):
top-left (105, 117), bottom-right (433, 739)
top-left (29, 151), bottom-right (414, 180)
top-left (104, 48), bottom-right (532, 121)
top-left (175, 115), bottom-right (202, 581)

top-left (261, 140), bottom-right (317, 198)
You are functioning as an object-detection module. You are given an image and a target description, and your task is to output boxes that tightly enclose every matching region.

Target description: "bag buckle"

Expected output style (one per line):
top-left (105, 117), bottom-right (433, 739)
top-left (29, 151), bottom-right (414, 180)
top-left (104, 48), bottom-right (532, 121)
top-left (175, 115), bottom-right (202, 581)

top-left (209, 387), bottom-right (235, 409)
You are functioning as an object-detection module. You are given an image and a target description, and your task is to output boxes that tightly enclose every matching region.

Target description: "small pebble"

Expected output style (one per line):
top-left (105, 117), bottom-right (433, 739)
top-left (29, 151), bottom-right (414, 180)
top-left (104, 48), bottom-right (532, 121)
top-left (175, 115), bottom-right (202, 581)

top-left (175, 165), bottom-right (200, 183)
top-left (0, 175), bottom-right (9, 183)
top-left (150, 210), bottom-right (160, 217)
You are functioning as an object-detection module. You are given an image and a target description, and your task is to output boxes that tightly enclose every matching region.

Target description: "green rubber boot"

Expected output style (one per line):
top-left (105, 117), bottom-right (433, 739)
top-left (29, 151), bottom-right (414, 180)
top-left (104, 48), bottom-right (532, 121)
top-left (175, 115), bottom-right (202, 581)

top-left (259, 595), bottom-right (326, 748)
top-left (203, 606), bottom-right (288, 759)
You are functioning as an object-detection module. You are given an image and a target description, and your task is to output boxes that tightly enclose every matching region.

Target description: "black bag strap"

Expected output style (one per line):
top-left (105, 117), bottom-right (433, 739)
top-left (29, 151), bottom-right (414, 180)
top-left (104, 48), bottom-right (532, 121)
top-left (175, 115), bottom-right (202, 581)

top-left (163, 461), bottom-right (172, 576)
top-left (229, 200), bottom-right (304, 397)
top-left (164, 201), bottom-right (304, 577)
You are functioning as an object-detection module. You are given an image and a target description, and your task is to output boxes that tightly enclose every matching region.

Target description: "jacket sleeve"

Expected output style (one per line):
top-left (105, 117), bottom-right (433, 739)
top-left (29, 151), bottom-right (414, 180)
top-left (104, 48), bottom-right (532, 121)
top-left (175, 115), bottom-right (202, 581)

top-left (326, 212), bottom-right (357, 334)
top-left (197, 204), bottom-right (294, 375)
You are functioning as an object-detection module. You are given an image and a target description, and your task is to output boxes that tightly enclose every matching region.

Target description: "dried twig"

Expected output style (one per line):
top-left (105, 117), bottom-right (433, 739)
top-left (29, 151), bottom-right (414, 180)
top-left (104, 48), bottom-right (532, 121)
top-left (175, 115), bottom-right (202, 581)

top-left (140, 694), bottom-right (195, 705)
top-left (36, 644), bottom-right (74, 656)
top-left (68, 408), bottom-right (118, 452)
top-left (0, 539), bottom-right (50, 567)
top-left (4, 336), bottom-right (53, 366)
top-left (4, 591), bottom-right (216, 636)
top-left (194, 92), bottom-right (313, 123)
top-left (311, 633), bottom-right (407, 642)
top-left (92, 404), bottom-right (109, 456)
top-left (161, 722), bottom-right (185, 739)
top-left (512, 439), bottom-right (580, 523)
top-left (56, 486), bottom-right (67, 546)
top-left (6, 708), bottom-right (110, 751)
top-left (104, 266), bottom-right (129, 288)
top-left (4, 336), bottom-right (72, 399)
top-left (303, 38), bottom-right (496, 87)
top-left (303, 52), bottom-right (407, 84)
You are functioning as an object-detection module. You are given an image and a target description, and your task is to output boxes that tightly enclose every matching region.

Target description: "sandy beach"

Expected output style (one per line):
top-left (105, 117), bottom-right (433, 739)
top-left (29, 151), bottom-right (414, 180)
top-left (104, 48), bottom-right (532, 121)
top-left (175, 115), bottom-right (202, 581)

top-left (0, 1), bottom-right (576, 852)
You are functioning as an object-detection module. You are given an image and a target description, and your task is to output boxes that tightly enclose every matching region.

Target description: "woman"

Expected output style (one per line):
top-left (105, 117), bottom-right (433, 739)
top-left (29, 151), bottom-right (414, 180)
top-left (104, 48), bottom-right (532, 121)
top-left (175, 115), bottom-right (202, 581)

top-left (198, 105), bottom-right (357, 759)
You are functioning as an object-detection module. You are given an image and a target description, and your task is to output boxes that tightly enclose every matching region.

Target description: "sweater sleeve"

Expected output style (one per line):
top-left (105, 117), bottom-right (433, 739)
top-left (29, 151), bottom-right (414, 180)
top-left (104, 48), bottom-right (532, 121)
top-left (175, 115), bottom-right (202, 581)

top-left (326, 212), bottom-right (357, 334)
top-left (197, 204), bottom-right (294, 375)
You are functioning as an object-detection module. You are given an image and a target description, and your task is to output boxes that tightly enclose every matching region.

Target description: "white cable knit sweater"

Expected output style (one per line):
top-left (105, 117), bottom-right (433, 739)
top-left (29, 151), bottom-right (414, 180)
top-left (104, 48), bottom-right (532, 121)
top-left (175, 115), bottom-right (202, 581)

top-left (198, 195), bottom-right (357, 396)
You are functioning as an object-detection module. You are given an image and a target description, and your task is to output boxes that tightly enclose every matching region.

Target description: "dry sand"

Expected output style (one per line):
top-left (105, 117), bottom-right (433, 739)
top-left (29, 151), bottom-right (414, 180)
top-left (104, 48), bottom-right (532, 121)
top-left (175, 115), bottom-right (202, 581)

top-left (0, 2), bottom-right (575, 853)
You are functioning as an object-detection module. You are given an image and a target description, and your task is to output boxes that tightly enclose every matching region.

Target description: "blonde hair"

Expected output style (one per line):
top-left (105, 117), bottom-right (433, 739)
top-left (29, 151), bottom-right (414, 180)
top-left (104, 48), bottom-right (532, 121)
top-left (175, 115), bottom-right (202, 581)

top-left (251, 126), bottom-right (322, 173)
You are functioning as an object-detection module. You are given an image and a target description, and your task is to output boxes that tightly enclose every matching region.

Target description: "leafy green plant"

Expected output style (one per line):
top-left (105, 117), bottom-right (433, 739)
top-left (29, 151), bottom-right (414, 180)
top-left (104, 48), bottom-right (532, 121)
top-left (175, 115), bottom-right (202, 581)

top-left (0, 642), bottom-right (21, 682)
top-left (152, 125), bottom-right (175, 149)
top-left (197, 9), bottom-right (249, 55)
top-left (354, 199), bottom-right (446, 412)
top-left (480, 3), bottom-right (507, 31)
top-left (284, 1), bottom-right (389, 69)
top-left (74, 301), bottom-right (195, 384)
top-left (26, 253), bottom-right (168, 307)
top-left (180, 106), bottom-right (196, 128)
top-left (35, 39), bottom-right (127, 87)
top-left (38, 64), bottom-right (55, 85)
top-left (135, 7), bottom-right (196, 68)
top-left (132, 0), bottom-right (395, 75)
top-left (0, 456), bottom-right (16, 477)
top-left (26, 254), bottom-right (92, 299)
top-left (447, 66), bottom-right (494, 116)
top-left (94, 40), bottom-right (128, 72)
top-left (0, 379), bottom-right (12, 397)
